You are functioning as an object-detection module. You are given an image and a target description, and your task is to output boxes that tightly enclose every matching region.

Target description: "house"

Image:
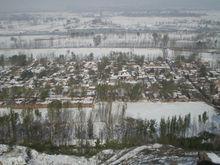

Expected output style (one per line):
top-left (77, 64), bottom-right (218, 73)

top-left (118, 70), bottom-right (132, 81)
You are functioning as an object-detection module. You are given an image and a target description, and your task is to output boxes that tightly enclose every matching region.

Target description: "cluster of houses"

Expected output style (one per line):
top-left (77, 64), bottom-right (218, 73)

top-left (0, 52), bottom-right (220, 108)
top-left (170, 56), bottom-right (220, 105)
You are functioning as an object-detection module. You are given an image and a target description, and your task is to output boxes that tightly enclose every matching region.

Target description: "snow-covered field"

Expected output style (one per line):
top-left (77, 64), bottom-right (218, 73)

top-left (110, 16), bottom-right (200, 30)
top-left (0, 47), bottom-right (165, 59)
top-left (1, 10), bottom-right (219, 35)
top-left (171, 49), bottom-right (220, 68)
top-left (1, 47), bottom-right (218, 66)
top-left (0, 101), bottom-right (218, 121)
top-left (125, 101), bottom-right (217, 122)
top-left (1, 101), bottom-right (219, 140)
top-left (0, 10), bottom-right (219, 50)
top-left (0, 102), bottom-right (219, 122)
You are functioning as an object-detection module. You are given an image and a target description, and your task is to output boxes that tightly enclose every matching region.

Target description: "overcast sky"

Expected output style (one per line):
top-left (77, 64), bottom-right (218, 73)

top-left (0, 0), bottom-right (220, 12)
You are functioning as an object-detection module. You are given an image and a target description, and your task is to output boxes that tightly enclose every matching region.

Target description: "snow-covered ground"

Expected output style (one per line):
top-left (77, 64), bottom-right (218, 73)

top-left (1, 143), bottom-right (220, 165)
top-left (124, 101), bottom-right (220, 134)
top-left (3, 143), bottom-right (220, 165)
top-left (0, 144), bottom-right (96, 165)
top-left (0, 143), bottom-right (204, 165)
top-left (125, 101), bottom-right (216, 122)
top-left (207, 152), bottom-right (220, 164)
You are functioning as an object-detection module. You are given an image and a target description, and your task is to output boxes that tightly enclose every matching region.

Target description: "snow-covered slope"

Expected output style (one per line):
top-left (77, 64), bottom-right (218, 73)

top-left (0, 144), bottom-right (96, 165)
top-left (2, 144), bottom-right (218, 165)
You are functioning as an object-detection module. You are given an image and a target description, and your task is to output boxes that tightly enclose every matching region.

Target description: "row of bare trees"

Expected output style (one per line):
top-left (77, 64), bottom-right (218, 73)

top-left (0, 101), bottom-right (218, 152)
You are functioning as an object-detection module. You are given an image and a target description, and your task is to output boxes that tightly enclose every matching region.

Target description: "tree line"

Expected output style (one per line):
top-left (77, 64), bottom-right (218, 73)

top-left (0, 101), bottom-right (219, 156)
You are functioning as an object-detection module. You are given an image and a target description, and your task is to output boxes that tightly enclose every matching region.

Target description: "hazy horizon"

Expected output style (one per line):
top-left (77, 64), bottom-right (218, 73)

top-left (0, 0), bottom-right (220, 12)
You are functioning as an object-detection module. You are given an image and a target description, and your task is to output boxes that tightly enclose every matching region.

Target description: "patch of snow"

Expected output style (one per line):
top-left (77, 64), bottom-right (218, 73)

top-left (0, 145), bottom-right (8, 155)
top-left (207, 152), bottom-right (220, 164)
top-left (31, 153), bottom-right (96, 165)
top-left (110, 145), bottom-right (149, 165)
top-left (0, 145), bottom-right (97, 165)
top-left (101, 149), bottom-right (114, 155)
top-left (151, 143), bottom-right (162, 149)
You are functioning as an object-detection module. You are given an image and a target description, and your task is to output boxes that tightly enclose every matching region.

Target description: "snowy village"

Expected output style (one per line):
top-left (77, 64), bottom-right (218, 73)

top-left (0, 5), bottom-right (220, 165)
